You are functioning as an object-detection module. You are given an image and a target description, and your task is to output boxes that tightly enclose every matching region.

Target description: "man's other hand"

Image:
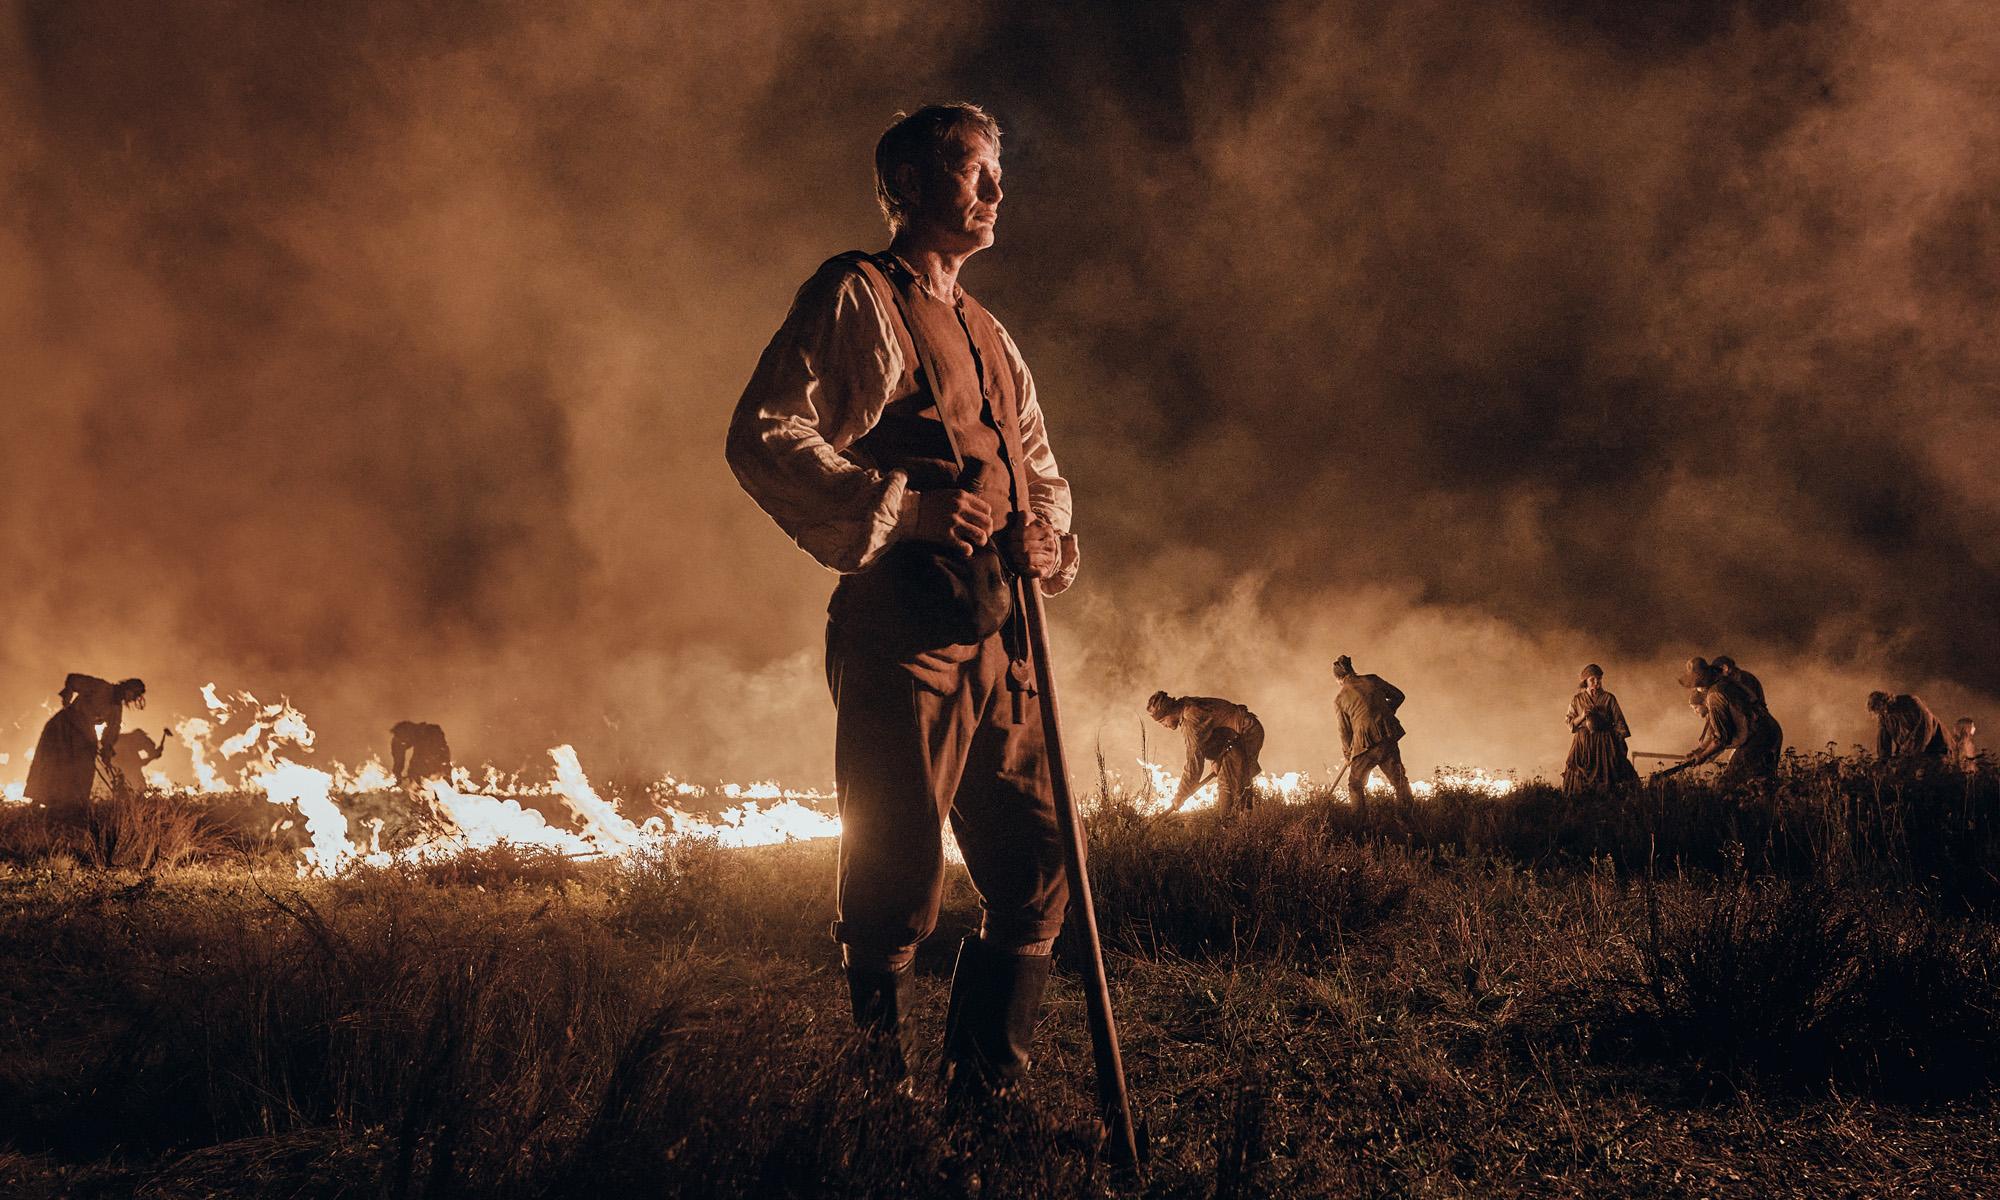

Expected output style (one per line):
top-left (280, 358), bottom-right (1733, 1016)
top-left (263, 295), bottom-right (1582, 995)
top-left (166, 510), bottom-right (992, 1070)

top-left (914, 488), bottom-right (993, 555)
top-left (997, 516), bottom-right (1060, 578)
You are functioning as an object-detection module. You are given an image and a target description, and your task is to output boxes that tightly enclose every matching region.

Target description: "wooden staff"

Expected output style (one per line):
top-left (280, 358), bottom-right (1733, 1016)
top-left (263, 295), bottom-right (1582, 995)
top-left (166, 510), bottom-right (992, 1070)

top-left (1011, 523), bottom-right (1142, 1171)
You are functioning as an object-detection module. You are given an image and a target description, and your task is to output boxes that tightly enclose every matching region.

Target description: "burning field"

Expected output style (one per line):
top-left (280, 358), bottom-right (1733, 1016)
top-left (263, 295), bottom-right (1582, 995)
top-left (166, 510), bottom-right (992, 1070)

top-left (3, 716), bottom-right (1999, 1197)
top-left (6, 0), bottom-right (2000, 1195)
top-left (2, 683), bottom-right (1518, 877)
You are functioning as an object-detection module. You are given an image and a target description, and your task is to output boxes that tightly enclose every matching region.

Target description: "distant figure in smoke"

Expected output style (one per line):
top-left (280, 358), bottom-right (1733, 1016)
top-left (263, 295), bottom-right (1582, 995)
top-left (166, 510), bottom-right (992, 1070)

top-left (1332, 655), bottom-right (1413, 809)
top-left (1562, 664), bottom-right (1637, 794)
top-left (727, 103), bottom-right (1078, 1097)
top-left (1951, 717), bottom-right (1979, 767)
top-left (1146, 691), bottom-right (1265, 816)
top-left (389, 721), bottom-right (453, 784)
top-left (108, 728), bottom-right (170, 796)
top-left (1659, 659), bottom-right (1782, 786)
top-left (24, 674), bottom-right (146, 823)
top-left (1866, 692), bottom-right (1949, 761)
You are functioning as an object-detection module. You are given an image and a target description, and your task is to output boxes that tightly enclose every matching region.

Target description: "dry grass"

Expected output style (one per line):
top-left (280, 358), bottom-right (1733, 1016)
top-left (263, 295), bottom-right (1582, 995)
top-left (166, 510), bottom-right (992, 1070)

top-left (0, 762), bottom-right (1995, 1197)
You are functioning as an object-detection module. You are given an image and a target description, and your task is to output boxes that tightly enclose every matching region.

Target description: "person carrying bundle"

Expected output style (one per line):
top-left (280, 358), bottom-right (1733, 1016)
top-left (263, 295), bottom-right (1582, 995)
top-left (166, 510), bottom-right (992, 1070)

top-left (1561, 664), bottom-right (1637, 794)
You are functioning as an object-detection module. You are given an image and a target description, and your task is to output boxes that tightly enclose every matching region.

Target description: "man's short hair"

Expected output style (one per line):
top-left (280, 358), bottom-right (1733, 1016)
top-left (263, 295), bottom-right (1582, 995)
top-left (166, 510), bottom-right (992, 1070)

top-left (873, 103), bottom-right (1001, 232)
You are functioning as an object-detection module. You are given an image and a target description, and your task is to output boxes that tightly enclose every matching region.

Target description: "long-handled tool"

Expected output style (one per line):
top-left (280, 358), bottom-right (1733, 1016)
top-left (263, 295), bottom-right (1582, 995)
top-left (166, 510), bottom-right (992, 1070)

top-left (1011, 543), bottom-right (1143, 1171)
top-left (1150, 767), bottom-right (1216, 823)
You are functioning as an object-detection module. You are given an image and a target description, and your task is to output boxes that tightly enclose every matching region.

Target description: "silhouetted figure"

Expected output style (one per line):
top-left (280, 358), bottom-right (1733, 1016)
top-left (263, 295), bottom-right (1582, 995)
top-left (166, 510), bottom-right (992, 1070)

top-left (1562, 664), bottom-right (1637, 794)
top-left (108, 728), bottom-right (169, 796)
top-left (25, 675), bottom-right (146, 823)
top-left (389, 721), bottom-right (453, 784)
top-left (727, 104), bottom-right (1077, 1095)
top-left (1867, 692), bottom-right (1948, 761)
top-left (1711, 655), bottom-right (1764, 709)
top-left (1147, 691), bottom-right (1265, 816)
top-left (1660, 660), bottom-right (1782, 786)
top-left (1333, 655), bottom-right (1413, 808)
top-left (1951, 717), bottom-right (1979, 767)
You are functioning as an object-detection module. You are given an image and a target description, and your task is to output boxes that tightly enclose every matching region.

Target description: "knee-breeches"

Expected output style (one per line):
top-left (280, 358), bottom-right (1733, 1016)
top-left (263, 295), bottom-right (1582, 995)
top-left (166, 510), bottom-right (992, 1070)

top-left (826, 624), bottom-right (1069, 960)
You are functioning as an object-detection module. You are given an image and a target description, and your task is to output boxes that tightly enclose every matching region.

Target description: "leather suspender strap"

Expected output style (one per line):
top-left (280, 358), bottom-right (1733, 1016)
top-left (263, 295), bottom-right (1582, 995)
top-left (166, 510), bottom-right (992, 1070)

top-left (843, 252), bottom-right (968, 476)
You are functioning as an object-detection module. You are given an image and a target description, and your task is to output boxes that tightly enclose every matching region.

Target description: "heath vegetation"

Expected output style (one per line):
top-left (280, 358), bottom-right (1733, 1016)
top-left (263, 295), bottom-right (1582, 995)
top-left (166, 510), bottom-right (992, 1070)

top-left (1, 759), bottom-right (1996, 1198)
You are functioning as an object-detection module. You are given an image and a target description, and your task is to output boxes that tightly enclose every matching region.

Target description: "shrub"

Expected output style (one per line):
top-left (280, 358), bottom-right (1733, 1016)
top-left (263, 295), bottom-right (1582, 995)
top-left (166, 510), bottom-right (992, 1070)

top-left (1088, 806), bottom-right (1415, 960)
top-left (1591, 876), bottom-right (2000, 1098)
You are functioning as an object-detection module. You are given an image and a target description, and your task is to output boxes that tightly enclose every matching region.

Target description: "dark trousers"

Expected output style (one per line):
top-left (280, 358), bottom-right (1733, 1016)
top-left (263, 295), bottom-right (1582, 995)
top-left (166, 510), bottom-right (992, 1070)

top-left (826, 623), bottom-right (1069, 969)
top-left (1218, 719), bottom-right (1265, 815)
top-left (1719, 716), bottom-right (1784, 787)
top-left (1349, 740), bottom-right (1414, 805)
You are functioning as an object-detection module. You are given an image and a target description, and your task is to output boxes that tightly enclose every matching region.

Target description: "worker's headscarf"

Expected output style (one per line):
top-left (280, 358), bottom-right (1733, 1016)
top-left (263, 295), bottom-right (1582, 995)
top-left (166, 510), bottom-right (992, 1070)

top-left (1331, 655), bottom-right (1354, 679)
top-left (1867, 690), bottom-right (1890, 712)
top-left (1145, 690), bottom-right (1175, 719)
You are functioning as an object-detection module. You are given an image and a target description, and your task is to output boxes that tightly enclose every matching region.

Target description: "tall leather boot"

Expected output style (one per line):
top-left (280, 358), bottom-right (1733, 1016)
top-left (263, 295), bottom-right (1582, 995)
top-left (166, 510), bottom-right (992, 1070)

top-left (846, 962), bottom-right (917, 1081)
top-left (941, 937), bottom-right (1052, 1104)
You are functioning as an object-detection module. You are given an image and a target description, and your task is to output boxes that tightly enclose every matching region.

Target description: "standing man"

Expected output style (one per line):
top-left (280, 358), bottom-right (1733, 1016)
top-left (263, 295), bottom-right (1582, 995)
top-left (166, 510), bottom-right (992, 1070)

top-left (1146, 690), bottom-right (1265, 816)
top-left (727, 104), bottom-right (1079, 1097)
top-left (1867, 691), bottom-right (1949, 761)
top-left (1332, 655), bottom-right (1413, 809)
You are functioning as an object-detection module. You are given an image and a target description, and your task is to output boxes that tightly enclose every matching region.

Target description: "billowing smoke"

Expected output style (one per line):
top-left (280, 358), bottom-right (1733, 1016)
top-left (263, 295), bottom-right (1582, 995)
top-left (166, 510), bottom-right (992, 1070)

top-left (3, 1), bottom-right (1993, 786)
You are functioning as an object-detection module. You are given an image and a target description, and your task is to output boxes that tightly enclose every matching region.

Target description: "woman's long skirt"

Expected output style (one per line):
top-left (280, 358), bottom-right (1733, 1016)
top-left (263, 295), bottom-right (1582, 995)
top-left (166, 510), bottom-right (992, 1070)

top-left (24, 707), bottom-right (97, 821)
top-left (1562, 730), bottom-right (1638, 794)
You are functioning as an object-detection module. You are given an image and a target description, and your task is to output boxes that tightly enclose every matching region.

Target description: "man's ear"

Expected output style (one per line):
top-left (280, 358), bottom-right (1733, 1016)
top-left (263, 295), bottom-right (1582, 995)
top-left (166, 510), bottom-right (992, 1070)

top-left (893, 162), bottom-right (922, 212)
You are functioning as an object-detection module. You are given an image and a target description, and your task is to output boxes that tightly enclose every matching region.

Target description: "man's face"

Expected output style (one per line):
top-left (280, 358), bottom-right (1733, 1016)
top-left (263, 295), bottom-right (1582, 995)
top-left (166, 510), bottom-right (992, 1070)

top-left (904, 131), bottom-right (1002, 252)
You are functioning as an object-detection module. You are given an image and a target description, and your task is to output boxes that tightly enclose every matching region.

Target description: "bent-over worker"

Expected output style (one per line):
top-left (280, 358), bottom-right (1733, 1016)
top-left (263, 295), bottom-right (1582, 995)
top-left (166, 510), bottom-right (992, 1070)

top-left (1146, 690), bottom-right (1265, 816)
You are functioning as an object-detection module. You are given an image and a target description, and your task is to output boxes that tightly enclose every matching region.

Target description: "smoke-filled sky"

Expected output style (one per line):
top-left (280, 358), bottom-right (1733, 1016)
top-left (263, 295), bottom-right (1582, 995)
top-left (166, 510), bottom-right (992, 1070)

top-left (3, 0), bottom-right (1995, 787)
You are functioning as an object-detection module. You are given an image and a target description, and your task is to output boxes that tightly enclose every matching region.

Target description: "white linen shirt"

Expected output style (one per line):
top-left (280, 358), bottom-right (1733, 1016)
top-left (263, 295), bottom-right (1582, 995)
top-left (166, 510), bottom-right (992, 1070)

top-left (726, 256), bottom-right (1078, 592)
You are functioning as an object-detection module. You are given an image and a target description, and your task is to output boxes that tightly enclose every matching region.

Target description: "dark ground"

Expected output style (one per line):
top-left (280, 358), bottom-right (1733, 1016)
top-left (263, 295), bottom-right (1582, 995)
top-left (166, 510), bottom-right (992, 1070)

top-left (0, 759), bottom-right (1996, 1198)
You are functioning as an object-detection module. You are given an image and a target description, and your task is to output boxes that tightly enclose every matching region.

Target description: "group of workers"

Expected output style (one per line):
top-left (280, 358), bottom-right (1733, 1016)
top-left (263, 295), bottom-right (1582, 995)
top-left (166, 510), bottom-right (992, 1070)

top-left (1563, 656), bottom-right (1981, 795)
top-left (1140, 652), bottom-right (1986, 817)
top-left (1146, 653), bottom-right (1414, 818)
top-left (16, 674), bottom-right (456, 830)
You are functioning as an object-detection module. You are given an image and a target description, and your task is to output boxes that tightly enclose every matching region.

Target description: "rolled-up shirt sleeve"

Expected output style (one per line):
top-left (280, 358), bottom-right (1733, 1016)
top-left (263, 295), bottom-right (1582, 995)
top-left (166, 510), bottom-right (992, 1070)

top-left (726, 261), bottom-right (917, 574)
top-left (996, 324), bottom-right (1081, 595)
